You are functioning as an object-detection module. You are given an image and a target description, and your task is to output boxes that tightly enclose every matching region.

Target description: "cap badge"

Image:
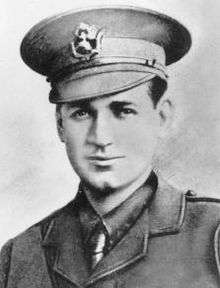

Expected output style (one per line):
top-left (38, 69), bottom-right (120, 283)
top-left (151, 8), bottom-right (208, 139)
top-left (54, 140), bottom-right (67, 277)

top-left (71, 23), bottom-right (104, 61)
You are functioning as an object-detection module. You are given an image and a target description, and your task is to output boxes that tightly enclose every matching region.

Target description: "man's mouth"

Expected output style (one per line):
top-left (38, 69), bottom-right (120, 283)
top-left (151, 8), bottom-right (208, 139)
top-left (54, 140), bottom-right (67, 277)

top-left (86, 155), bottom-right (125, 166)
top-left (87, 155), bottom-right (124, 160)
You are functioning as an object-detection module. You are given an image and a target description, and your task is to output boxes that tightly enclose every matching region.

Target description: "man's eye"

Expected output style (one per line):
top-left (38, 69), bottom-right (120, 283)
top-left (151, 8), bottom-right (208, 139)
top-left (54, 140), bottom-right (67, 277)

top-left (71, 109), bottom-right (90, 120)
top-left (115, 108), bottom-right (137, 118)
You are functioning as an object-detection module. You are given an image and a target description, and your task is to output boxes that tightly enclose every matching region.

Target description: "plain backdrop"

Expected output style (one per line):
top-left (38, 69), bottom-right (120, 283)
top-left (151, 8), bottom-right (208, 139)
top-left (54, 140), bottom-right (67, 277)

top-left (0, 0), bottom-right (220, 248)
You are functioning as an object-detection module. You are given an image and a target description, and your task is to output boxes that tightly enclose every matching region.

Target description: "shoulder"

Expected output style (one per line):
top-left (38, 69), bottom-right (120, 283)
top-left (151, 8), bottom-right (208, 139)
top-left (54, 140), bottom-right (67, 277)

top-left (185, 192), bottom-right (220, 220)
top-left (158, 172), bottom-right (220, 220)
top-left (0, 239), bottom-right (13, 287)
top-left (0, 200), bottom-right (76, 284)
top-left (185, 192), bottom-right (220, 278)
top-left (0, 199), bottom-right (75, 258)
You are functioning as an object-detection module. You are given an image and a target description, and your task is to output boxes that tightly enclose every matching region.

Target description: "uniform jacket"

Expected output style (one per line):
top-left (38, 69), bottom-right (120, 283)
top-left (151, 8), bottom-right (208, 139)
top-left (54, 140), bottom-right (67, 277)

top-left (1, 176), bottom-right (220, 288)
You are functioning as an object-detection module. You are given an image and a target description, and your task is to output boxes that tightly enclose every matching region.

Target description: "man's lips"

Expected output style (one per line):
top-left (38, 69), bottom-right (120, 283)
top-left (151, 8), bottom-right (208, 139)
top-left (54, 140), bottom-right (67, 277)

top-left (87, 155), bottom-right (125, 161)
top-left (86, 155), bottom-right (125, 167)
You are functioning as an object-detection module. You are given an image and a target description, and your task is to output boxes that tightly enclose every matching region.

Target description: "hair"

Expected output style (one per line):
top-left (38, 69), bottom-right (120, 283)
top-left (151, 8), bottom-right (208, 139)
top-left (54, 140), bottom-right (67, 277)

top-left (147, 76), bottom-right (168, 108)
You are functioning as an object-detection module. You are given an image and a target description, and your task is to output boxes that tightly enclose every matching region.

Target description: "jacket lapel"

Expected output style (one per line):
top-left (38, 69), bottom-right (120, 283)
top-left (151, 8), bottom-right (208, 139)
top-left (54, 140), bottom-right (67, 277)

top-left (42, 202), bottom-right (89, 288)
top-left (86, 207), bottom-right (150, 286)
top-left (8, 225), bottom-right (54, 288)
top-left (85, 175), bottom-right (186, 286)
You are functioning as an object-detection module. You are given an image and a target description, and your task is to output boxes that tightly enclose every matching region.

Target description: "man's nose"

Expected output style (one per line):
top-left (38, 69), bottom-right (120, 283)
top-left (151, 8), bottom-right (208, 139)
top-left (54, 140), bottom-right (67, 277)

top-left (87, 114), bottom-right (113, 149)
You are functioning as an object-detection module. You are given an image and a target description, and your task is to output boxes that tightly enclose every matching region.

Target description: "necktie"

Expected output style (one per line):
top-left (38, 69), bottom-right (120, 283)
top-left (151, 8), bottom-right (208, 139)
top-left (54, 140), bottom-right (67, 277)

top-left (89, 226), bottom-right (107, 270)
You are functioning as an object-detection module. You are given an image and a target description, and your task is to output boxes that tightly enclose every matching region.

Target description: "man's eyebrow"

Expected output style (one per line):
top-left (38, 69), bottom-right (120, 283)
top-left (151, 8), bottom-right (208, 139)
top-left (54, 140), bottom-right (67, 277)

top-left (66, 98), bottom-right (91, 109)
top-left (110, 101), bottom-right (137, 107)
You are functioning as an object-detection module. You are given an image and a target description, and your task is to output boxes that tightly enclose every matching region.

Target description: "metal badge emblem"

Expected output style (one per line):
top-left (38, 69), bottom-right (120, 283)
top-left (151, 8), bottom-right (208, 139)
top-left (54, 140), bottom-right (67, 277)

top-left (71, 23), bottom-right (104, 61)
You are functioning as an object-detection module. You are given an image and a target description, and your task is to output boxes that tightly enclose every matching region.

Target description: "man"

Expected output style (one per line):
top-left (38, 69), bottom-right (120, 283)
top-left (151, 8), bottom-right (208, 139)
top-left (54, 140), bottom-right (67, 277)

top-left (0, 6), bottom-right (220, 288)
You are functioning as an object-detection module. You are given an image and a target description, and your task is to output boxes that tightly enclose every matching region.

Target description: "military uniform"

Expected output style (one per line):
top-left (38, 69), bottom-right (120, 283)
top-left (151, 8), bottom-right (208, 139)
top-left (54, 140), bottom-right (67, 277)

top-left (1, 174), bottom-right (220, 287)
top-left (1, 5), bottom-right (220, 288)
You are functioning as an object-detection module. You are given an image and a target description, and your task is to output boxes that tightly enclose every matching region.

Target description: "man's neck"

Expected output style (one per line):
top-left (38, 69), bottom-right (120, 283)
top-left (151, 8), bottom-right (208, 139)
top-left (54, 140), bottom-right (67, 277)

top-left (84, 167), bottom-right (153, 216)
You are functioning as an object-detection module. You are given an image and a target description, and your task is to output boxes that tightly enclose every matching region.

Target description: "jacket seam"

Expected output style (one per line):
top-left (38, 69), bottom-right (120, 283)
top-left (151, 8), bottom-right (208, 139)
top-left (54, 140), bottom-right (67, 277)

top-left (214, 223), bottom-right (220, 279)
top-left (186, 197), bottom-right (220, 203)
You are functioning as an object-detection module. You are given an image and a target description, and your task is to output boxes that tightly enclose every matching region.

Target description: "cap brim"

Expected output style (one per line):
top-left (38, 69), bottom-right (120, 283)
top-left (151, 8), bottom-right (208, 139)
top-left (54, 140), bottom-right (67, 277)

top-left (50, 70), bottom-right (158, 103)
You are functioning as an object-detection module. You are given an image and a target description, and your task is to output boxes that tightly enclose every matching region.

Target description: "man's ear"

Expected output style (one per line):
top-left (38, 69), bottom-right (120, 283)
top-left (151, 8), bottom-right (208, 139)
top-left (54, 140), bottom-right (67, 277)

top-left (55, 106), bottom-right (65, 143)
top-left (157, 99), bottom-right (174, 137)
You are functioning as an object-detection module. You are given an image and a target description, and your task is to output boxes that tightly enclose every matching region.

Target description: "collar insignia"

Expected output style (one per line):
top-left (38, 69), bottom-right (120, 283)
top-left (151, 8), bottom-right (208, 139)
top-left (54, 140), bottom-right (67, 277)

top-left (71, 23), bottom-right (104, 61)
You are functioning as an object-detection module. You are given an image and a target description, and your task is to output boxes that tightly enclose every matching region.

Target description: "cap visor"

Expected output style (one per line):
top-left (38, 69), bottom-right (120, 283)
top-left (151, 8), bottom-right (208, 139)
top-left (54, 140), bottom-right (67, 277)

top-left (51, 71), bottom-right (158, 103)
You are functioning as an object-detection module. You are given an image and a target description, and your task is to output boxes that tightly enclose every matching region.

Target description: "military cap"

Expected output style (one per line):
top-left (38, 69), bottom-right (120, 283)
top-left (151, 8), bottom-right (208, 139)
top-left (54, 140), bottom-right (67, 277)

top-left (20, 6), bottom-right (191, 103)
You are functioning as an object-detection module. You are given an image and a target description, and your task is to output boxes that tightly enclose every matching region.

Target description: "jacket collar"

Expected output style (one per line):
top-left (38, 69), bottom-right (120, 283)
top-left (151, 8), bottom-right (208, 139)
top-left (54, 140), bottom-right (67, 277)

top-left (42, 202), bottom-right (89, 287)
top-left (149, 174), bottom-right (186, 236)
top-left (41, 173), bottom-right (186, 287)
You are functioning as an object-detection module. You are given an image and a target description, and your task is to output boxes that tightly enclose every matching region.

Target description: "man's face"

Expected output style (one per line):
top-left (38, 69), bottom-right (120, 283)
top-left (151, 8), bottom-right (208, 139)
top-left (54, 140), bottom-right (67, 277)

top-left (57, 83), bottom-right (164, 193)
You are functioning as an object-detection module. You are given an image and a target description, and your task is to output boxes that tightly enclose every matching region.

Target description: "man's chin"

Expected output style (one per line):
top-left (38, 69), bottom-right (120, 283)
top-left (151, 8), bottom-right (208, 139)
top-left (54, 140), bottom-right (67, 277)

top-left (82, 179), bottom-right (117, 198)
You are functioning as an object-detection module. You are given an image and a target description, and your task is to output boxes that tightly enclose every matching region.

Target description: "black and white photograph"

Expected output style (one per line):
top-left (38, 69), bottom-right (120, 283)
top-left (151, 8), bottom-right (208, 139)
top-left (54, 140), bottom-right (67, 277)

top-left (0, 0), bottom-right (220, 287)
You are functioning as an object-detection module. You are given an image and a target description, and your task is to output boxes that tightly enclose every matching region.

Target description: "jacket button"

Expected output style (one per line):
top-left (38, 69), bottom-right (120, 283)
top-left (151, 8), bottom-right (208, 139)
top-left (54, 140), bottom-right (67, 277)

top-left (185, 189), bottom-right (197, 197)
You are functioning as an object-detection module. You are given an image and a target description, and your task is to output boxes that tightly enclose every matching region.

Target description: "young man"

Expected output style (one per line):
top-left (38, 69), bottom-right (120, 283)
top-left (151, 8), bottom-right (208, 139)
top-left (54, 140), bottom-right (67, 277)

top-left (1, 6), bottom-right (220, 288)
